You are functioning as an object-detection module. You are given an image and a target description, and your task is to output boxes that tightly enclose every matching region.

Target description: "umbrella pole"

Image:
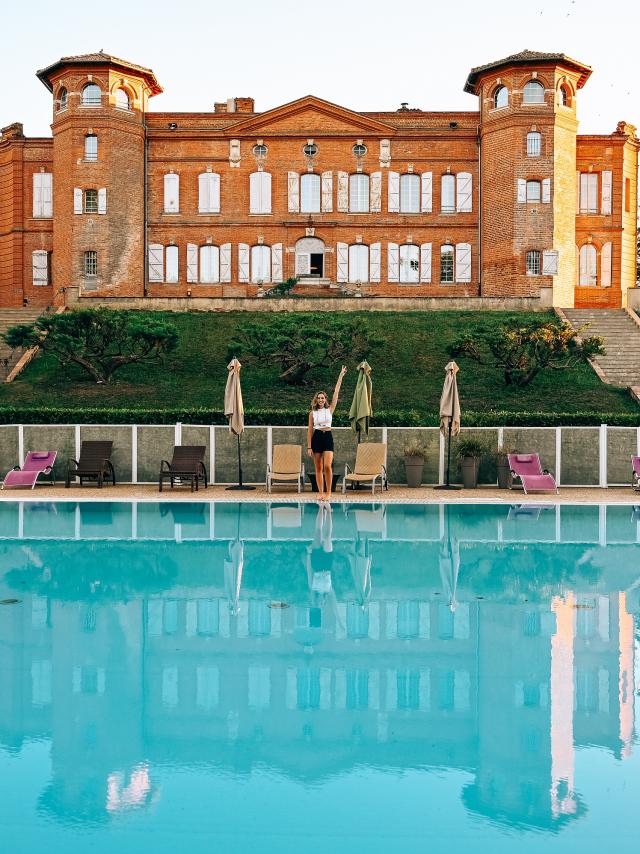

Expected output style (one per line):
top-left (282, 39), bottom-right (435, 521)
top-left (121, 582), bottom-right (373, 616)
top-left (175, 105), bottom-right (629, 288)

top-left (435, 420), bottom-right (461, 491)
top-left (225, 432), bottom-right (256, 491)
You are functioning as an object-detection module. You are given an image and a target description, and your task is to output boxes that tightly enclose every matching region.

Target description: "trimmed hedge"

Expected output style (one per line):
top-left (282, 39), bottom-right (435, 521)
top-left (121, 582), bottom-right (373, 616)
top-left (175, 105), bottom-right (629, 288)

top-left (0, 405), bottom-right (638, 427)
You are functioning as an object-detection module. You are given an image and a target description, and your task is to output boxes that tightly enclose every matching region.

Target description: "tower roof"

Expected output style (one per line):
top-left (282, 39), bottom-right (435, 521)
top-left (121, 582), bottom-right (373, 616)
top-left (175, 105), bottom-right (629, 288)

top-left (36, 50), bottom-right (163, 95)
top-left (464, 49), bottom-right (592, 93)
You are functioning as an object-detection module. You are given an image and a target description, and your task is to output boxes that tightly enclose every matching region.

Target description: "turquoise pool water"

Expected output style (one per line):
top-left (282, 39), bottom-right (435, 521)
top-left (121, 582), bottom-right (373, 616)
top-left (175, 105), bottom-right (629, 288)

top-left (0, 501), bottom-right (638, 853)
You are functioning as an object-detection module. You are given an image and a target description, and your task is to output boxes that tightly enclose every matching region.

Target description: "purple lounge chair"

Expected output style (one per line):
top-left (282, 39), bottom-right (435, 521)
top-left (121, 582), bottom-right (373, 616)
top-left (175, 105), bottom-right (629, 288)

top-left (2, 451), bottom-right (57, 490)
top-left (508, 453), bottom-right (558, 494)
top-left (632, 456), bottom-right (640, 492)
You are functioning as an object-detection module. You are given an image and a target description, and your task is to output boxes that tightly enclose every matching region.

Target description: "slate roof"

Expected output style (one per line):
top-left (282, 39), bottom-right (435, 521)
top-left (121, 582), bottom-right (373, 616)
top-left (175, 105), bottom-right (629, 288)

top-left (464, 50), bottom-right (592, 93)
top-left (36, 51), bottom-right (162, 94)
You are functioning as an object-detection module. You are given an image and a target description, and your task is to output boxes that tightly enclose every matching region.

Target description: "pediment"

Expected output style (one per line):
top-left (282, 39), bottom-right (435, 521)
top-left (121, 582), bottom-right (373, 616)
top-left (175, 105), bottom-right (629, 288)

top-left (224, 96), bottom-right (396, 137)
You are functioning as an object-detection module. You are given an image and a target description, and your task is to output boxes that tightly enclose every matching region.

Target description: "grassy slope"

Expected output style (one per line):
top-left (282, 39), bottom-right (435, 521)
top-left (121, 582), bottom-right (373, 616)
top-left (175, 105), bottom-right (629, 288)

top-left (0, 310), bottom-right (636, 417)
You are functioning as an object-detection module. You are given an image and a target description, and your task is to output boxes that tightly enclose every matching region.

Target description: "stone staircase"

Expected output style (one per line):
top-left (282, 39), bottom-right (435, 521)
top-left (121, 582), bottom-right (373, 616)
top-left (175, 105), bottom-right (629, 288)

top-left (562, 309), bottom-right (640, 388)
top-left (0, 308), bottom-right (48, 381)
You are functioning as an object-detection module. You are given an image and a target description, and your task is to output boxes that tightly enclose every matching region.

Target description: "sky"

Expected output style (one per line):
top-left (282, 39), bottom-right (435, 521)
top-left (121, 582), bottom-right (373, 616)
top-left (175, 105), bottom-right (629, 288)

top-left (2, 0), bottom-right (638, 137)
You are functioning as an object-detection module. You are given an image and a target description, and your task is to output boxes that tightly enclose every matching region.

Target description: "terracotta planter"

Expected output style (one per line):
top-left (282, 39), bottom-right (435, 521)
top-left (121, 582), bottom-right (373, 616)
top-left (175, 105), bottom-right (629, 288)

top-left (460, 456), bottom-right (479, 489)
top-left (496, 457), bottom-right (512, 489)
top-left (404, 455), bottom-right (425, 488)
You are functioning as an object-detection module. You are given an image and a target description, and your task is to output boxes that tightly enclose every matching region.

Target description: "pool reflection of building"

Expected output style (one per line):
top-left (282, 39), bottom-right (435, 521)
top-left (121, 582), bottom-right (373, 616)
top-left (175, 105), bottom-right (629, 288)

top-left (0, 501), bottom-right (637, 832)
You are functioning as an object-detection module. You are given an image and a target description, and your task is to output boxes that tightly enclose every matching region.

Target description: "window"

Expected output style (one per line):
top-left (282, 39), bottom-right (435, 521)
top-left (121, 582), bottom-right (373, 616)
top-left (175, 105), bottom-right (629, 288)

top-left (84, 189), bottom-right (98, 213)
top-left (164, 173), bottom-right (179, 213)
top-left (81, 83), bottom-right (101, 106)
top-left (253, 143), bottom-right (268, 157)
top-left (440, 245), bottom-right (454, 283)
top-left (300, 173), bottom-right (321, 213)
top-left (493, 85), bottom-right (508, 109)
top-left (58, 88), bottom-right (68, 111)
top-left (523, 81), bottom-right (545, 104)
top-left (352, 143), bottom-right (367, 157)
top-left (199, 245), bottom-right (220, 283)
top-left (579, 173), bottom-right (598, 214)
top-left (399, 244), bottom-right (419, 283)
top-left (625, 177), bottom-right (631, 213)
top-left (526, 250), bottom-right (541, 275)
top-left (303, 143), bottom-right (318, 157)
top-left (348, 244), bottom-right (369, 282)
top-left (251, 245), bottom-right (271, 282)
top-left (527, 132), bottom-right (541, 157)
top-left (32, 173), bottom-right (52, 218)
top-left (84, 250), bottom-right (98, 276)
top-left (115, 88), bottom-right (130, 110)
top-left (400, 174), bottom-right (420, 213)
top-left (579, 244), bottom-right (597, 286)
top-left (349, 173), bottom-right (369, 212)
top-left (559, 84), bottom-right (571, 107)
top-left (165, 246), bottom-right (179, 283)
top-left (441, 174), bottom-right (455, 213)
top-left (249, 171), bottom-right (271, 214)
top-left (32, 251), bottom-right (50, 286)
top-left (84, 134), bottom-right (98, 161)
top-left (526, 180), bottom-right (541, 203)
top-left (198, 172), bottom-right (220, 213)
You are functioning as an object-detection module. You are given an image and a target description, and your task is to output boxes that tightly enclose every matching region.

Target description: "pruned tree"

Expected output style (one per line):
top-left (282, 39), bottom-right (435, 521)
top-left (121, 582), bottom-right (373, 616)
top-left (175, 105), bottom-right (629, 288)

top-left (448, 318), bottom-right (605, 387)
top-left (4, 309), bottom-right (178, 384)
top-left (228, 315), bottom-right (374, 385)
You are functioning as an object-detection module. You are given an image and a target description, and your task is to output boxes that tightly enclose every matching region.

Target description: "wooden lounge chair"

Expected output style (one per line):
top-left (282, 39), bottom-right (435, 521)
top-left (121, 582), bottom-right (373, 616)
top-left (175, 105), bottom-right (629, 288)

top-left (632, 456), bottom-right (640, 492)
top-left (159, 445), bottom-right (207, 492)
top-left (65, 441), bottom-right (115, 488)
top-left (343, 443), bottom-right (388, 494)
top-left (507, 453), bottom-right (557, 494)
top-left (2, 451), bottom-right (57, 489)
top-left (266, 444), bottom-right (305, 493)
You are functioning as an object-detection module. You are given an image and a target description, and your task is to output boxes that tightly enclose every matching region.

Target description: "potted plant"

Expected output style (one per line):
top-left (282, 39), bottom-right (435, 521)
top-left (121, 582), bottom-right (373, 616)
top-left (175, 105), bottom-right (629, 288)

top-left (403, 440), bottom-right (427, 488)
top-left (495, 447), bottom-right (515, 489)
top-left (456, 437), bottom-right (487, 489)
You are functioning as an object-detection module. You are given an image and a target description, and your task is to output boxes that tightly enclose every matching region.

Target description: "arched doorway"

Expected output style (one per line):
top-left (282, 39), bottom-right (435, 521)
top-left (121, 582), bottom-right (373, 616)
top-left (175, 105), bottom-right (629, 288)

top-left (295, 237), bottom-right (325, 278)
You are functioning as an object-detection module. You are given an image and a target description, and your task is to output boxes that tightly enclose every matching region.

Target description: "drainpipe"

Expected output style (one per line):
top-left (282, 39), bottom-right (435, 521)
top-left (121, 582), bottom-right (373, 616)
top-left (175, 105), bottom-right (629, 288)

top-left (143, 107), bottom-right (148, 297)
top-left (477, 124), bottom-right (482, 295)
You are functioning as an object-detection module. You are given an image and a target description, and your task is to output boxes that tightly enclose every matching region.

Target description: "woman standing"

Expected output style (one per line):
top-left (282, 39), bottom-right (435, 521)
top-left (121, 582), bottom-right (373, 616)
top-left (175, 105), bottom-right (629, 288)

top-left (307, 366), bottom-right (347, 502)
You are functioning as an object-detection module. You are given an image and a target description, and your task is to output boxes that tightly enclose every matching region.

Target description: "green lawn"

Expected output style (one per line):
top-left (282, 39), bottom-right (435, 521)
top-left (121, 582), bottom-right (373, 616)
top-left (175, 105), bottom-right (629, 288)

top-left (0, 310), bottom-right (637, 423)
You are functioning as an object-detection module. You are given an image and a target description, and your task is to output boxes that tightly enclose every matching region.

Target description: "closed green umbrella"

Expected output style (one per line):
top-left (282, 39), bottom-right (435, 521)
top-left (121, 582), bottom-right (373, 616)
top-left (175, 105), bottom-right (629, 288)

top-left (349, 360), bottom-right (373, 443)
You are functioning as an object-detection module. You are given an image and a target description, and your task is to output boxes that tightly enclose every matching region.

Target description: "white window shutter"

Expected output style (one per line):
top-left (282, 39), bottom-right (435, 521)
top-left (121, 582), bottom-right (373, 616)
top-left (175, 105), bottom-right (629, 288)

top-left (164, 173), bottom-right (179, 213)
top-left (98, 187), bottom-right (107, 214)
top-left (187, 243), bottom-right (198, 283)
top-left (337, 172), bottom-right (349, 212)
top-left (210, 173), bottom-right (220, 213)
top-left (601, 170), bottom-right (612, 215)
top-left (272, 243), bottom-right (283, 282)
top-left (420, 243), bottom-right (432, 283)
top-left (601, 242), bottom-right (612, 287)
top-left (542, 178), bottom-right (551, 204)
top-left (42, 173), bottom-right (52, 217)
top-left (455, 243), bottom-right (471, 282)
top-left (33, 174), bottom-right (42, 217)
top-left (576, 171), bottom-right (580, 211)
top-left (388, 242), bottom-right (399, 282)
top-left (420, 172), bottom-right (432, 213)
top-left (148, 244), bottom-right (164, 282)
top-left (456, 172), bottom-right (472, 212)
top-left (517, 179), bottom-right (526, 203)
top-left (198, 173), bottom-right (208, 213)
top-left (370, 242), bottom-right (381, 282)
top-left (32, 250), bottom-right (48, 286)
top-left (238, 244), bottom-right (250, 282)
top-left (220, 243), bottom-right (232, 282)
top-left (336, 242), bottom-right (348, 282)
top-left (262, 172), bottom-right (272, 213)
top-left (542, 250), bottom-right (559, 275)
top-left (287, 172), bottom-right (300, 213)
top-left (321, 171), bottom-right (333, 212)
top-left (388, 171), bottom-right (400, 212)
top-left (199, 173), bottom-right (220, 213)
top-left (73, 187), bottom-right (83, 215)
top-left (370, 172), bottom-right (382, 213)
top-left (249, 173), bottom-right (259, 214)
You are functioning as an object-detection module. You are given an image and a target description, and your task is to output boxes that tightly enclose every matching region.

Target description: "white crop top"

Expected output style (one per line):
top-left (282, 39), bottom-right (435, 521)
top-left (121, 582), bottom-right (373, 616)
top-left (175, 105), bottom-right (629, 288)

top-left (313, 407), bottom-right (332, 429)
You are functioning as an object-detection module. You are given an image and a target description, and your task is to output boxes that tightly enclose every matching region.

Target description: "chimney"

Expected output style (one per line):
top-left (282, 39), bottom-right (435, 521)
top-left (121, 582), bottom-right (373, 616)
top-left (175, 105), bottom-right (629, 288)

top-left (0, 122), bottom-right (25, 140)
top-left (214, 97), bottom-right (255, 114)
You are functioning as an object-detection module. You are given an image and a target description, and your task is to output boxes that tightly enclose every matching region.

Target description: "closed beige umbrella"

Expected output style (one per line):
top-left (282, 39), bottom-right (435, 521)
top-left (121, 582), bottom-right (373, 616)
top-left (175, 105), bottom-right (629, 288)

top-left (436, 360), bottom-right (461, 490)
top-left (349, 360), bottom-right (373, 442)
top-left (224, 357), bottom-right (255, 490)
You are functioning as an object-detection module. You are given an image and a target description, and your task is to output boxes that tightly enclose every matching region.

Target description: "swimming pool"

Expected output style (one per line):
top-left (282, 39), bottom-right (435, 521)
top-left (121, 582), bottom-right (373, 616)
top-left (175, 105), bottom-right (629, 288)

top-left (0, 501), bottom-right (638, 853)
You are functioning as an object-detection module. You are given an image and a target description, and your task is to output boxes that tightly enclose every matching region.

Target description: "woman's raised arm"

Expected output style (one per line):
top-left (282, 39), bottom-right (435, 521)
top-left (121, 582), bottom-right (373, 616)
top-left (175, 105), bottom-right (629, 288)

top-left (330, 365), bottom-right (347, 412)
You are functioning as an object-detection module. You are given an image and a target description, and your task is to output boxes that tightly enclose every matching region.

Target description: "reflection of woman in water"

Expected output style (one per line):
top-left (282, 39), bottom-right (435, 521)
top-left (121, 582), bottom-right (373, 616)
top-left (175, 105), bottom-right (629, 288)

top-left (306, 504), bottom-right (340, 630)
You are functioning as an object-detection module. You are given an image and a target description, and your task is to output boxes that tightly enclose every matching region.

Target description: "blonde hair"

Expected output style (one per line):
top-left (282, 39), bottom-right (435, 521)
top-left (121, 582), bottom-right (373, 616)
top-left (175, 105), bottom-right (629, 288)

top-left (311, 391), bottom-right (329, 410)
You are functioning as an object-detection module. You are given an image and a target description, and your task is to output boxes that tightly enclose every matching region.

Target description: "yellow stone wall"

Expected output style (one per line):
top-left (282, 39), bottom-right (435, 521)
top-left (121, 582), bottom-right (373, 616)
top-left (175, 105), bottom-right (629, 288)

top-left (552, 113), bottom-right (579, 307)
top-left (620, 126), bottom-right (639, 307)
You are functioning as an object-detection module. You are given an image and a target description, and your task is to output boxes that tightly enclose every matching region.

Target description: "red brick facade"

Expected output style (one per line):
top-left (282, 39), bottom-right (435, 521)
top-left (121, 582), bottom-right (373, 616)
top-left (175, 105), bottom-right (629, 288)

top-left (0, 50), bottom-right (637, 309)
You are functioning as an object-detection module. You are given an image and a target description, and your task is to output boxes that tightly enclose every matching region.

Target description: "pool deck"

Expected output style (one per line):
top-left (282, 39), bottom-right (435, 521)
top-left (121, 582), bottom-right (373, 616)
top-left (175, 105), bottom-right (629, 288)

top-left (1, 483), bottom-right (639, 503)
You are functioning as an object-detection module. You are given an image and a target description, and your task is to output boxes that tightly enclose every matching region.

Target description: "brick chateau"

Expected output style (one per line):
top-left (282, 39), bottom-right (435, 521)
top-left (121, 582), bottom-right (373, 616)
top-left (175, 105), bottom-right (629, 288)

top-left (0, 49), bottom-right (637, 309)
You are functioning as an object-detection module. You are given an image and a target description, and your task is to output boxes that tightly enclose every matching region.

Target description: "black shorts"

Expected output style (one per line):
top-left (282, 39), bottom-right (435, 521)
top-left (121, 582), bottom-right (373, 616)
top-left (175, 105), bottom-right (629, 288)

top-left (311, 429), bottom-right (334, 454)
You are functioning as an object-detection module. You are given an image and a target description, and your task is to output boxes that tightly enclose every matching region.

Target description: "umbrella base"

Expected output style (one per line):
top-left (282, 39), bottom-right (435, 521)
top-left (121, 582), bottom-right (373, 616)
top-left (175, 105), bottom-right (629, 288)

top-left (434, 484), bottom-right (462, 490)
top-left (225, 485), bottom-right (256, 491)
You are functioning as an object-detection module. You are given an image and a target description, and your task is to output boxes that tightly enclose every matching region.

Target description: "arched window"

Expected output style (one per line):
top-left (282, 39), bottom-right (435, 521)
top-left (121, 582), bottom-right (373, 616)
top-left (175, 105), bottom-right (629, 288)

top-left (349, 174), bottom-right (370, 212)
top-left (526, 180), bottom-right (541, 202)
top-left (199, 245), bottom-right (220, 283)
top-left (58, 88), bottom-right (68, 111)
top-left (441, 174), bottom-right (455, 213)
top-left (400, 174), bottom-right (420, 213)
top-left (165, 246), bottom-right (179, 283)
top-left (523, 81), bottom-right (545, 104)
top-left (440, 245), bottom-right (454, 283)
top-left (526, 132), bottom-right (541, 157)
top-left (559, 84), bottom-right (572, 107)
top-left (526, 250), bottom-right (541, 276)
top-left (84, 134), bottom-right (98, 162)
top-left (579, 244), bottom-right (597, 286)
top-left (251, 245), bottom-right (271, 282)
top-left (81, 83), bottom-right (101, 106)
top-left (249, 171), bottom-right (271, 214)
top-left (300, 173), bottom-right (321, 213)
top-left (493, 85), bottom-right (508, 109)
top-left (115, 88), bottom-right (131, 110)
top-left (348, 244), bottom-right (369, 282)
top-left (399, 244), bottom-right (419, 283)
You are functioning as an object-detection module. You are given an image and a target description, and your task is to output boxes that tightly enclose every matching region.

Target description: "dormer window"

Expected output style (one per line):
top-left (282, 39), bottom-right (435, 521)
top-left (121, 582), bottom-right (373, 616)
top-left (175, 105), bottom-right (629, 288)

top-left (58, 88), bottom-right (68, 111)
top-left (115, 88), bottom-right (131, 110)
top-left (81, 83), bottom-right (101, 106)
top-left (523, 81), bottom-right (545, 104)
top-left (493, 85), bottom-right (508, 109)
